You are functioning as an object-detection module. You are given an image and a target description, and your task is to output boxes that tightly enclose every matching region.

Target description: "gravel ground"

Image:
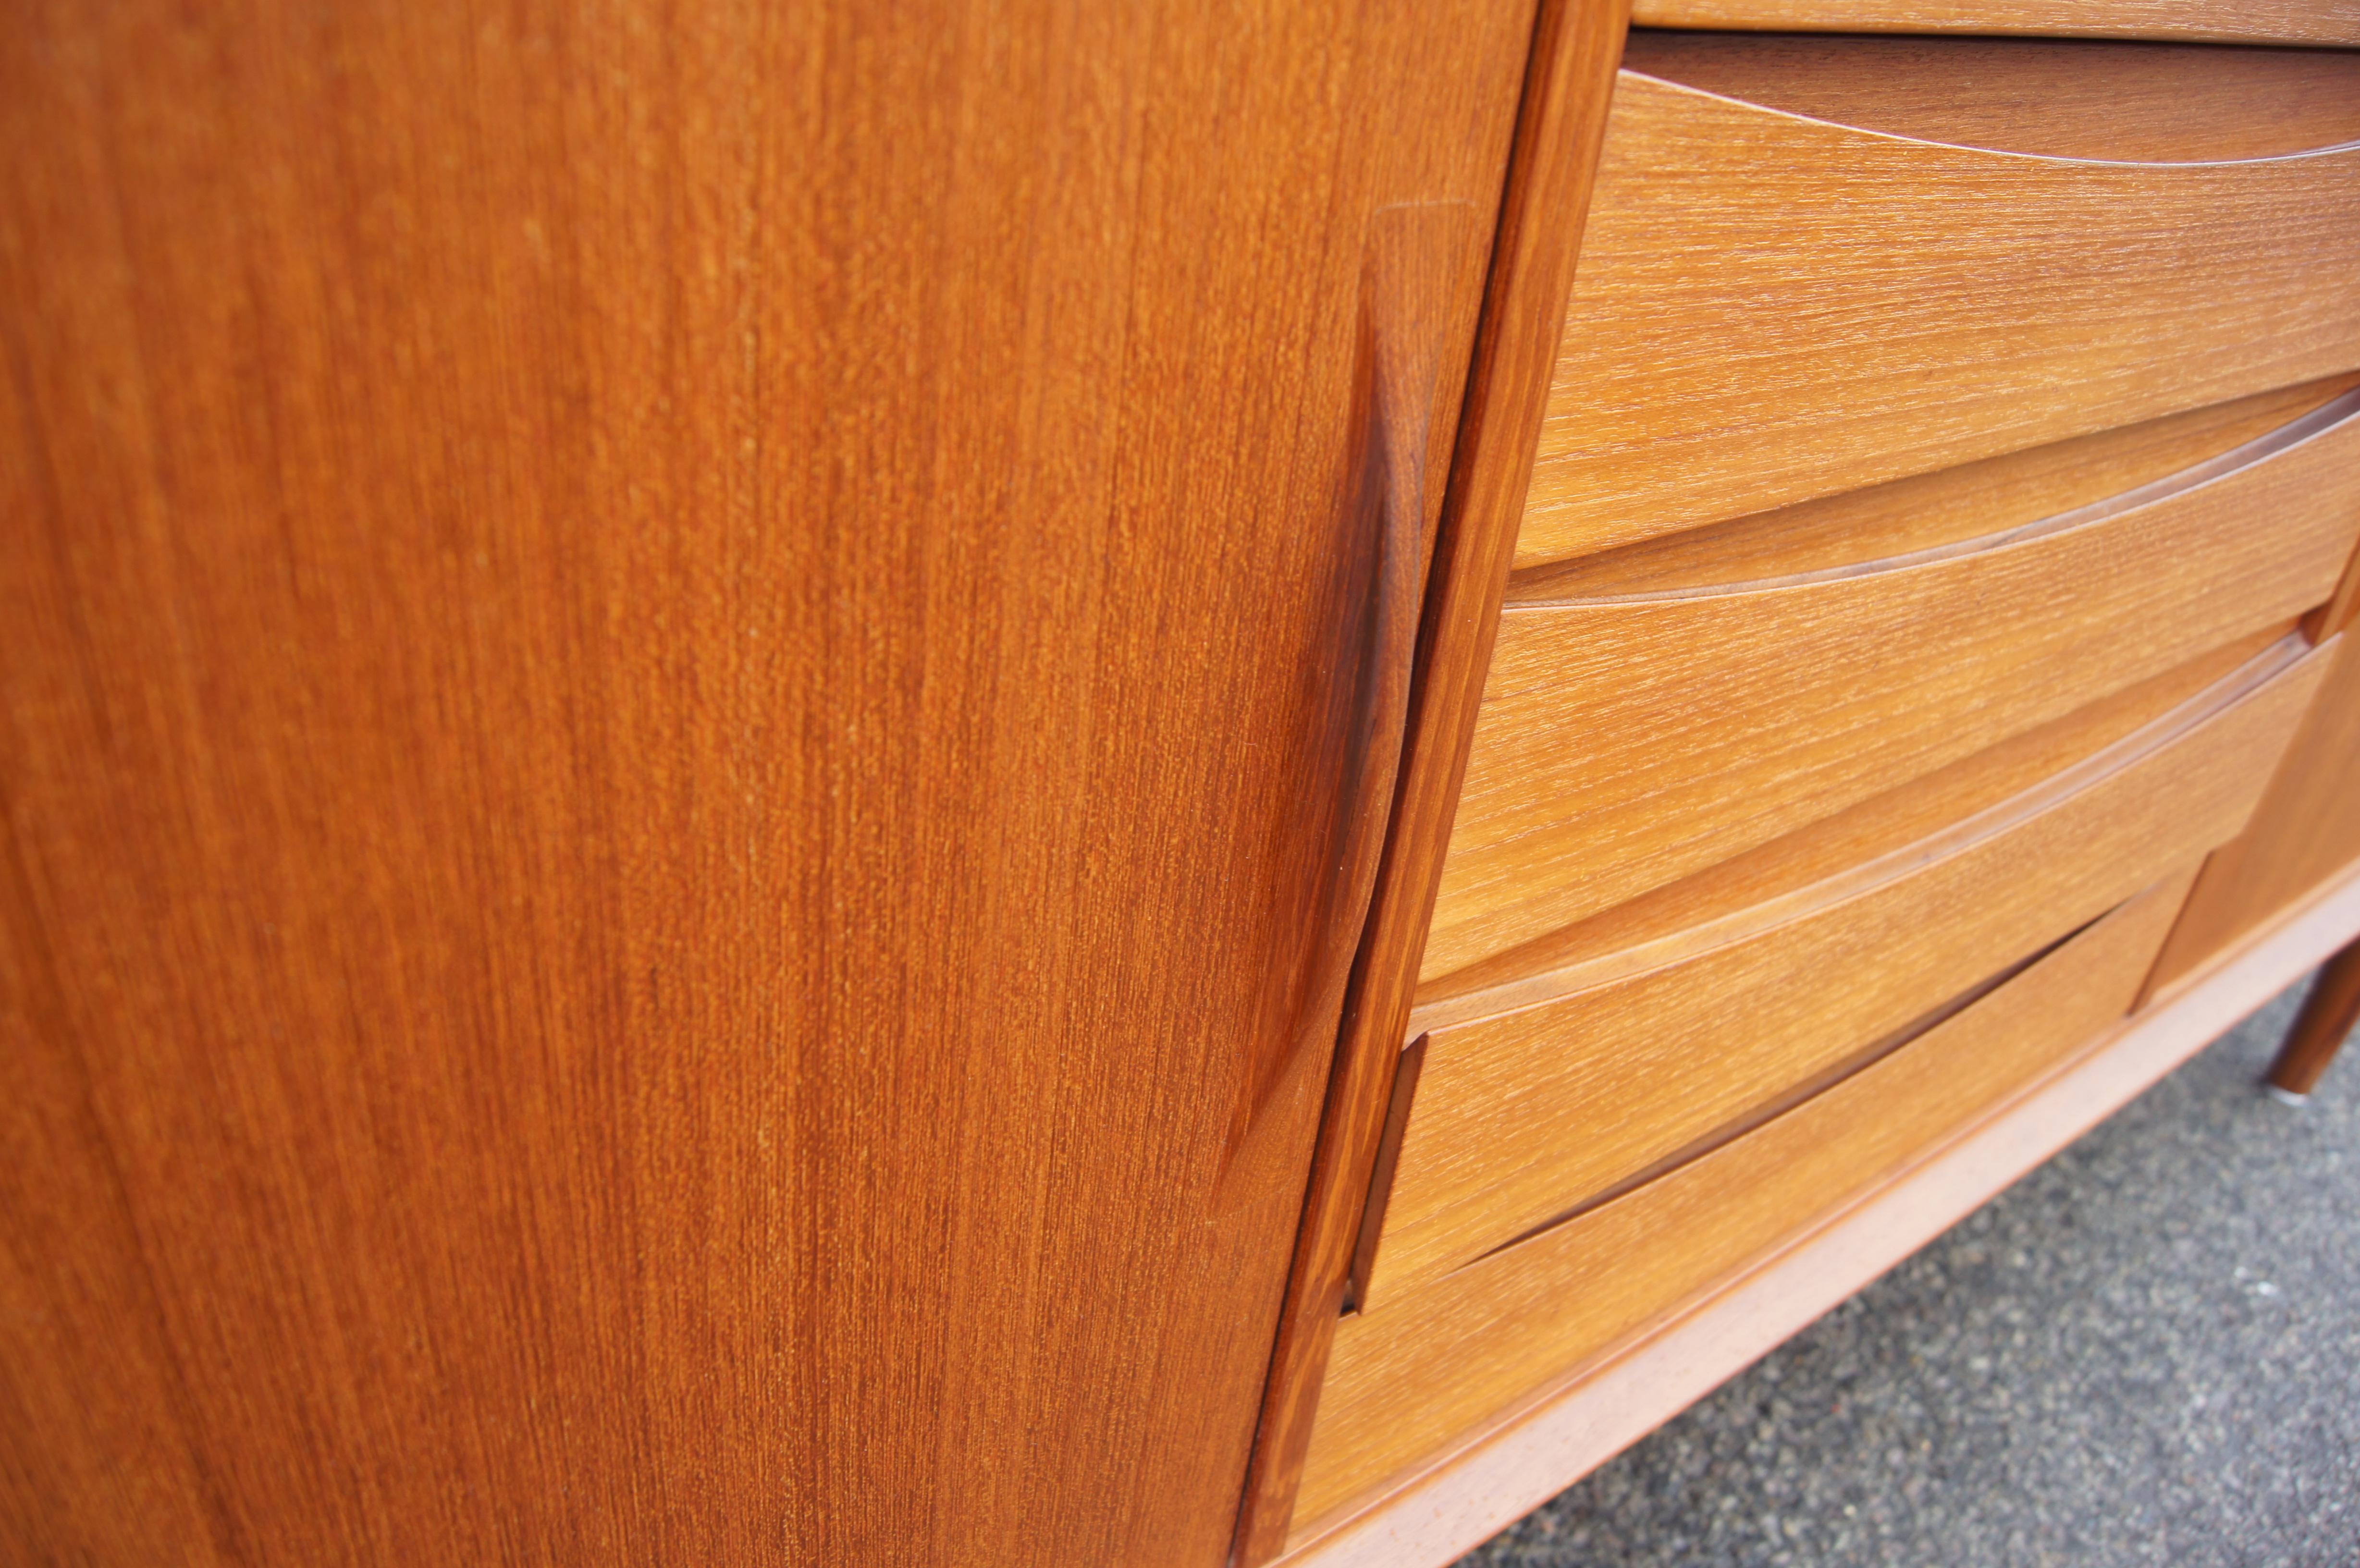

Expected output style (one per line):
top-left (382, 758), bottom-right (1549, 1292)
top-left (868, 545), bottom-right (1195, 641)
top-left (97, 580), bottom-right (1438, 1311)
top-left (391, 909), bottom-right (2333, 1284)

top-left (1457, 976), bottom-right (2360, 1568)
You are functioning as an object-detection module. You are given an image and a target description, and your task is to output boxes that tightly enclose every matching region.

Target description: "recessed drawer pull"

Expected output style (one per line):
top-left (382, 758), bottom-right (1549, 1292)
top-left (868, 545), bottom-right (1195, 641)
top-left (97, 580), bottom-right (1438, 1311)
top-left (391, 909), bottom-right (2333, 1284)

top-left (1298, 874), bottom-right (2202, 1528)
top-left (1461, 912), bottom-right (2091, 1269)
top-left (1370, 636), bottom-right (2330, 1310)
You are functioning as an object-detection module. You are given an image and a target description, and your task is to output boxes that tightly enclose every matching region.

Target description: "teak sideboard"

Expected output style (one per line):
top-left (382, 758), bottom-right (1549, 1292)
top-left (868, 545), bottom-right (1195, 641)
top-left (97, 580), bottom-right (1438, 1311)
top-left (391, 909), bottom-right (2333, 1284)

top-left (5, 3), bottom-right (2357, 1565)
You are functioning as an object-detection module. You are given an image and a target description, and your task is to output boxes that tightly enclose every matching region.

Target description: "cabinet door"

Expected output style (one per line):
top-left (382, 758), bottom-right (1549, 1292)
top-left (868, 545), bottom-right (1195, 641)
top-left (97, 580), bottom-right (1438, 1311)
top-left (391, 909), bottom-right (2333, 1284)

top-left (0, 3), bottom-right (1535, 1563)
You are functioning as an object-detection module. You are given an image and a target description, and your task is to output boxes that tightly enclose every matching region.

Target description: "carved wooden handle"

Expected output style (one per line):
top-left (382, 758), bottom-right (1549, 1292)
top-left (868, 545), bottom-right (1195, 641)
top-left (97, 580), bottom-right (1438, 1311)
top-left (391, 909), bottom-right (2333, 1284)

top-left (1321, 202), bottom-right (1472, 1042)
top-left (1215, 201), bottom-right (1477, 1210)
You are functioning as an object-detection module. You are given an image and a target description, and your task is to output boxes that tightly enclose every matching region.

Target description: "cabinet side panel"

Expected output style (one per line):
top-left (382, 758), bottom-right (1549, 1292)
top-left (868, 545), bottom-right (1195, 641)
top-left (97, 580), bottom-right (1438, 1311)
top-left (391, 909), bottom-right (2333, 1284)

top-left (2153, 635), bottom-right (2360, 992)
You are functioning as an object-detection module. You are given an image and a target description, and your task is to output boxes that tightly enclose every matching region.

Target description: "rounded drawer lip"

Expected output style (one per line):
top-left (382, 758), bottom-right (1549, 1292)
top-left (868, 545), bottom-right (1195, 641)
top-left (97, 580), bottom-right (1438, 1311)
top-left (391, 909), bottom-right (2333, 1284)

top-left (1519, 65), bottom-right (2360, 570)
top-left (1368, 636), bottom-right (2335, 1310)
top-left (1433, 391), bottom-right (2360, 981)
top-left (1623, 2), bottom-right (2360, 55)
top-left (1511, 385), bottom-right (2360, 608)
top-left (1621, 61), bottom-right (2360, 169)
top-left (1302, 872), bottom-right (2201, 1531)
top-left (1416, 633), bottom-right (2306, 1037)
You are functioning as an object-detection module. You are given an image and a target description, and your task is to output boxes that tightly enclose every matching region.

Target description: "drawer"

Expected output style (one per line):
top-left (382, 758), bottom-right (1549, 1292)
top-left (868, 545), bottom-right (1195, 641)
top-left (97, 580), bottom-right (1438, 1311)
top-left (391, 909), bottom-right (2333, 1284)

top-left (1425, 383), bottom-right (2360, 981)
top-left (1519, 35), bottom-right (2360, 570)
top-left (1625, 3), bottom-right (2360, 47)
top-left (1364, 635), bottom-right (2328, 1307)
top-left (1300, 869), bottom-right (2194, 1531)
top-left (1419, 623), bottom-right (2293, 1025)
top-left (1607, 35), bottom-right (2360, 163)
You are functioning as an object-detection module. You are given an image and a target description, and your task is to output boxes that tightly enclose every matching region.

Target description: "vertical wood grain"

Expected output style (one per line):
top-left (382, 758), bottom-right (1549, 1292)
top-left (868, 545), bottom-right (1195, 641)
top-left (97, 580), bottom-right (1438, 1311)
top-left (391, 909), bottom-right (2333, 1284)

top-left (0, 3), bottom-right (1536, 1563)
top-left (1229, 1), bottom-right (1632, 1560)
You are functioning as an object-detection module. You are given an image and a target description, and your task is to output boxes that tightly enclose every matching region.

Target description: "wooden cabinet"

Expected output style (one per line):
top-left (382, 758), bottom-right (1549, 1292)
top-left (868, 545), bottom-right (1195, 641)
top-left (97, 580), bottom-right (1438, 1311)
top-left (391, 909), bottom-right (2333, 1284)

top-left (1259, 21), bottom-right (2360, 1568)
top-left (1302, 870), bottom-right (2198, 1527)
top-left (1626, 0), bottom-right (2360, 45)
top-left (5, 5), bottom-right (2358, 1568)
top-left (1523, 37), bottom-right (2360, 566)
top-left (1434, 391), bottom-right (2360, 977)
top-left (0, 3), bottom-right (1538, 1564)
top-left (1373, 637), bottom-right (2329, 1309)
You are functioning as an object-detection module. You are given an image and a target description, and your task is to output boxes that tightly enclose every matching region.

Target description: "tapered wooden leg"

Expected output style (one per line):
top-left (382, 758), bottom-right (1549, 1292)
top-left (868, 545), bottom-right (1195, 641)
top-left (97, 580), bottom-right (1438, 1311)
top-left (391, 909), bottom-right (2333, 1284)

top-left (2267, 938), bottom-right (2360, 1101)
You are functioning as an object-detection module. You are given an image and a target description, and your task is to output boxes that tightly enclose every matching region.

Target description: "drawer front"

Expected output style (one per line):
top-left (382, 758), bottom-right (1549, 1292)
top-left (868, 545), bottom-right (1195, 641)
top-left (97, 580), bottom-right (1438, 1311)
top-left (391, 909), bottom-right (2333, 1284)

top-left (1604, 35), bottom-right (2360, 166)
top-left (1517, 53), bottom-right (2360, 570)
top-left (1625, 2), bottom-right (2360, 48)
top-left (1300, 870), bottom-right (2194, 1531)
top-left (1366, 637), bottom-right (2328, 1306)
top-left (1426, 390), bottom-right (2360, 981)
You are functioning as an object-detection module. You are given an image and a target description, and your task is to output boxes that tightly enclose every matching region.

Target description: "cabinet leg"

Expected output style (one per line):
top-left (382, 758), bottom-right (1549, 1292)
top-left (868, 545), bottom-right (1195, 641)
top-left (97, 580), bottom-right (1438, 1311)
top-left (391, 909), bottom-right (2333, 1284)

top-left (2267, 937), bottom-right (2360, 1102)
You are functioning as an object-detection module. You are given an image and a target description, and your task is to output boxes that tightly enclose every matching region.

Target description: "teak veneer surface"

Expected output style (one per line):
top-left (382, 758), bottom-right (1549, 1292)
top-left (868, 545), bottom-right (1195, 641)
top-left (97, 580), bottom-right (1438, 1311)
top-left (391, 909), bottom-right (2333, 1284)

top-left (1284, 859), bottom-right (2360, 1568)
top-left (1228, 4), bottom-right (1633, 1560)
top-left (1628, 0), bottom-right (2360, 46)
top-left (1518, 67), bottom-right (2360, 568)
top-left (2155, 632), bottom-right (2360, 991)
top-left (0, 3), bottom-right (1541, 1564)
top-left (1619, 34), bottom-right (2360, 164)
top-left (1431, 395), bottom-right (2360, 980)
top-left (1299, 872), bottom-right (2196, 1533)
top-left (1412, 626), bottom-right (2290, 1031)
top-left (1370, 640), bottom-right (2326, 1304)
top-left (1279, 857), bottom-right (2360, 1568)
top-left (2154, 513), bottom-right (2360, 991)
top-left (2312, 509), bottom-right (2360, 642)
top-left (1512, 376), bottom-right (2360, 601)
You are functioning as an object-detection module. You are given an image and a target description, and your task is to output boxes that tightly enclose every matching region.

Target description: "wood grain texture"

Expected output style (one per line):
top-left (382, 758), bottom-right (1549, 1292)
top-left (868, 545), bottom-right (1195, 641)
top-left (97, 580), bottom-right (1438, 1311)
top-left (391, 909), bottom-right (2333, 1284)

top-left (1518, 66), bottom-right (2360, 569)
top-left (1276, 856), bottom-right (2360, 1568)
top-left (2311, 527), bottom-right (2360, 642)
top-left (0, 4), bottom-right (1539, 1564)
top-left (2153, 632), bottom-right (2360, 993)
top-left (1429, 395), bottom-right (2360, 981)
top-left (1229, 4), bottom-right (1634, 1560)
top-left (1620, 34), bottom-right (2360, 163)
top-left (1368, 640), bottom-right (2326, 1305)
top-left (1414, 625), bottom-right (2292, 1029)
top-left (1627, 0), bottom-right (2360, 46)
top-left (1297, 871), bottom-right (2195, 1532)
top-left (1513, 375), bottom-right (2360, 601)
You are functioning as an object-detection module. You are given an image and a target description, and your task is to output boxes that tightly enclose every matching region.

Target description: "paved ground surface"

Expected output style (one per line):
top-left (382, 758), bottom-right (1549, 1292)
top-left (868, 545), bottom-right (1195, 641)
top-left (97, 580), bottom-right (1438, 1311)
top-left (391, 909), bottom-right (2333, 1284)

top-left (1458, 977), bottom-right (2360, 1568)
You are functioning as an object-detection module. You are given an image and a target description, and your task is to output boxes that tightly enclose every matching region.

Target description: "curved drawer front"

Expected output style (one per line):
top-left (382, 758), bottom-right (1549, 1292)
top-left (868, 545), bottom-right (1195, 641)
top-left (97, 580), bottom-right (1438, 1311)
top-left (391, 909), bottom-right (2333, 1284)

top-left (1299, 871), bottom-right (2196, 1531)
top-left (1365, 637), bottom-right (2328, 1308)
top-left (1625, 1), bottom-right (2360, 47)
top-left (1518, 62), bottom-right (2360, 569)
top-left (1425, 392), bottom-right (2360, 983)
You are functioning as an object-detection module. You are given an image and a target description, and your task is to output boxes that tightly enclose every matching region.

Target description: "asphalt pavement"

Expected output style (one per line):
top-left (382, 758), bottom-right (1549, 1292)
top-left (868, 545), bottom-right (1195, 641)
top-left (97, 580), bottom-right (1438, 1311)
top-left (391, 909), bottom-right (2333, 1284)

top-left (1457, 975), bottom-right (2360, 1568)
